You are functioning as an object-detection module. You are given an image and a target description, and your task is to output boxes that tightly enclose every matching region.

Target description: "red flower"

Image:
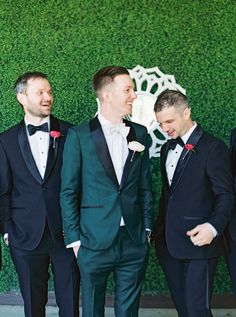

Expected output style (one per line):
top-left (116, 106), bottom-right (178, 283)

top-left (50, 130), bottom-right (61, 138)
top-left (183, 143), bottom-right (195, 159)
top-left (184, 144), bottom-right (195, 151)
top-left (50, 130), bottom-right (61, 148)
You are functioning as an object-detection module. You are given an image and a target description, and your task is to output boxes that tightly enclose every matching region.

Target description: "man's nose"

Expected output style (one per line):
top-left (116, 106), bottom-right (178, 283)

top-left (131, 90), bottom-right (137, 99)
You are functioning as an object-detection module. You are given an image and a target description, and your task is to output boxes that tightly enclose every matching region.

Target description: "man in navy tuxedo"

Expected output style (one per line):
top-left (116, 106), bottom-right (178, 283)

top-left (0, 72), bottom-right (80, 317)
top-left (223, 128), bottom-right (236, 296)
top-left (153, 90), bottom-right (234, 317)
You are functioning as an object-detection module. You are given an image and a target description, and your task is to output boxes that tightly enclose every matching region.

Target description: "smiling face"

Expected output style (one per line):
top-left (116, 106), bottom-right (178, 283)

top-left (155, 105), bottom-right (191, 139)
top-left (107, 74), bottom-right (137, 117)
top-left (17, 77), bottom-right (53, 123)
top-left (99, 74), bottom-right (137, 122)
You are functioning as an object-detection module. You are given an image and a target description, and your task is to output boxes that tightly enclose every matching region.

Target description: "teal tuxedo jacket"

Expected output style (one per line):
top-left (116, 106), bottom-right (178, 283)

top-left (60, 117), bottom-right (153, 250)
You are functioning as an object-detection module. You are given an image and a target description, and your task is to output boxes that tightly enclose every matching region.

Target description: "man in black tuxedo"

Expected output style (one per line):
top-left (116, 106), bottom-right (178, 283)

top-left (0, 72), bottom-right (80, 317)
top-left (223, 128), bottom-right (236, 296)
top-left (153, 90), bottom-right (234, 317)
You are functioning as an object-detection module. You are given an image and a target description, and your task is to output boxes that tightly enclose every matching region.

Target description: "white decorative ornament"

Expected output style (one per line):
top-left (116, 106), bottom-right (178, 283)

top-left (127, 65), bottom-right (186, 158)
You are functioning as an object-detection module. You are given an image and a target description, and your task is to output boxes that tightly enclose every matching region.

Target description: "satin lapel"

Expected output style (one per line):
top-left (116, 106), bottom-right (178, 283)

top-left (89, 116), bottom-right (119, 187)
top-left (170, 125), bottom-right (203, 193)
top-left (43, 115), bottom-right (60, 183)
top-left (161, 143), bottom-right (170, 189)
top-left (18, 120), bottom-right (42, 184)
top-left (120, 120), bottom-right (136, 189)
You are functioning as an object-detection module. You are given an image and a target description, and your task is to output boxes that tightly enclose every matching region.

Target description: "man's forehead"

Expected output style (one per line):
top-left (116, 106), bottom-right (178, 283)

top-left (26, 78), bottom-right (51, 89)
top-left (156, 106), bottom-right (179, 121)
top-left (113, 74), bottom-right (133, 85)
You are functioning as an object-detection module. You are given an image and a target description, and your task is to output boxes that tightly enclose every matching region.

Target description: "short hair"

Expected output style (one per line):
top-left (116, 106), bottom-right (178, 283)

top-left (154, 90), bottom-right (189, 113)
top-left (92, 66), bottom-right (130, 97)
top-left (14, 71), bottom-right (48, 95)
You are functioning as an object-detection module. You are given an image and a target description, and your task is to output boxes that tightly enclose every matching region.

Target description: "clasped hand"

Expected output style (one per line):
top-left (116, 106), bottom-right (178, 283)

top-left (186, 223), bottom-right (214, 247)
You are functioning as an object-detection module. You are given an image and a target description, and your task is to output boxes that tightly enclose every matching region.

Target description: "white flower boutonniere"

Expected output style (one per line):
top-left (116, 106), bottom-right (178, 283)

top-left (128, 141), bottom-right (145, 162)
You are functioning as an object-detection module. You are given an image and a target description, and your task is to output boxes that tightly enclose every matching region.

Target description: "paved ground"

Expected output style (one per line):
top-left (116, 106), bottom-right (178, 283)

top-left (0, 306), bottom-right (236, 316)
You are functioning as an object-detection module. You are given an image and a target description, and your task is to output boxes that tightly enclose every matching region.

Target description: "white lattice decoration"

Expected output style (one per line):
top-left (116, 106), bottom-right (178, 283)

top-left (127, 65), bottom-right (186, 158)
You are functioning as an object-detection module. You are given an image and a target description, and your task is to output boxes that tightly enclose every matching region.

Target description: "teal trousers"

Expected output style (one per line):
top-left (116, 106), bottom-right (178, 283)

top-left (77, 227), bottom-right (149, 317)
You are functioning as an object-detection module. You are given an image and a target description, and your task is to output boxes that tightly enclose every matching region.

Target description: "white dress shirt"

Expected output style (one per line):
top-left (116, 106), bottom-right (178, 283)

top-left (166, 123), bottom-right (197, 186)
top-left (25, 116), bottom-right (50, 178)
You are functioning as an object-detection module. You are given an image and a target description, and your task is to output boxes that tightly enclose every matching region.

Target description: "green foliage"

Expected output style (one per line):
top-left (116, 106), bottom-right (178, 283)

top-left (0, 0), bottom-right (235, 295)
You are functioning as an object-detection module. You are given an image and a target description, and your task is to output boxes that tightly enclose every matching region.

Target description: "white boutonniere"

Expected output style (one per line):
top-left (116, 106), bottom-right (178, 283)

top-left (128, 141), bottom-right (145, 162)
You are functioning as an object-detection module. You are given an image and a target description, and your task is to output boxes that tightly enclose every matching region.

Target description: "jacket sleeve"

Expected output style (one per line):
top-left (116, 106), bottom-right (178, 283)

top-left (207, 139), bottom-right (234, 235)
top-left (139, 130), bottom-right (154, 231)
top-left (60, 127), bottom-right (82, 245)
top-left (0, 140), bottom-right (12, 234)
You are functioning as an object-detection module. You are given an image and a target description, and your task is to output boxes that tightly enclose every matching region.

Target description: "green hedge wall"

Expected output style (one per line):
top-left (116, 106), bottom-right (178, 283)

top-left (0, 0), bottom-right (235, 295)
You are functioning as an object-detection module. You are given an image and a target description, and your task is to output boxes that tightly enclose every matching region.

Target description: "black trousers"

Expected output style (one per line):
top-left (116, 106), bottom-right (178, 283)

top-left (10, 225), bottom-right (80, 317)
top-left (157, 242), bottom-right (217, 317)
top-left (224, 236), bottom-right (236, 296)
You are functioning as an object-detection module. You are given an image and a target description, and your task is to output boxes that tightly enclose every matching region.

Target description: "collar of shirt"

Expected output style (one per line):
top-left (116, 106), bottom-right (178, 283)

top-left (181, 122), bottom-right (197, 144)
top-left (24, 116), bottom-right (50, 136)
top-left (98, 113), bottom-right (123, 128)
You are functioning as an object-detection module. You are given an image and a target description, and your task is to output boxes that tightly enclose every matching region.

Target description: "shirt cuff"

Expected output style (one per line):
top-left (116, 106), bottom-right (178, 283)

top-left (66, 240), bottom-right (81, 249)
top-left (206, 223), bottom-right (217, 238)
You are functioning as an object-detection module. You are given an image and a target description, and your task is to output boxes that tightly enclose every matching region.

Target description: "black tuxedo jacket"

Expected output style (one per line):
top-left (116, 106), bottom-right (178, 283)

top-left (155, 125), bottom-right (234, 259)
top-left (227, 128), bottom-right (236, 241)
top-left (0, 115), bottom-right (72, 250)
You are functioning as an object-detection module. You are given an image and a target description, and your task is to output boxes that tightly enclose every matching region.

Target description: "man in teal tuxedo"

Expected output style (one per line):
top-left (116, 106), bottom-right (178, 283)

top-left (60, 66), bottom-right (154, 317)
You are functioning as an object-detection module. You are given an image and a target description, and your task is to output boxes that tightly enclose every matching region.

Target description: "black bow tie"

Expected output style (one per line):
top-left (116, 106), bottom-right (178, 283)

top-left (166, 137), bottom-right (184, 150)
top-left (27, 123), bottom-right (49, 136)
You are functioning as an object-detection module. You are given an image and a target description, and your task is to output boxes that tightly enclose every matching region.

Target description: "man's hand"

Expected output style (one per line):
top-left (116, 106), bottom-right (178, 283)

top-left (73, 245), bottom-right (80, 258)
top-left (186, 223), bottom-right (214, 246)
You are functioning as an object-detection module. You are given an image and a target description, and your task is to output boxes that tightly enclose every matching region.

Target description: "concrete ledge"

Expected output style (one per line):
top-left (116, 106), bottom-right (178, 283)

top-left (0, 292), bottom-right (235, 308)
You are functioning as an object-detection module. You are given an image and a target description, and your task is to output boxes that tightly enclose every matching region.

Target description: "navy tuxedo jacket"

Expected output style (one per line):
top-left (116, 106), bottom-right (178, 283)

top-left (227, 128), bottom-right (236, 241)
top-left (0, 115), bottom-right (72, 250)
top-left (155, 126), bottom-right (234, 259)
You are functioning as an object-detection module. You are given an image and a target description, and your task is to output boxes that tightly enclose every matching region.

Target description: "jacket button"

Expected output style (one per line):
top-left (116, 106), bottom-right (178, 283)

top-left (42, 187), bottom-right (46, 191)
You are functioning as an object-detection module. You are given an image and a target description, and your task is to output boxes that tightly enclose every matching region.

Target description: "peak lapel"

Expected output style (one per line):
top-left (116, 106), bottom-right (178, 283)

top-left (43, 115), bottom-right (60, 183)
top-left (120, 120), bottom-right (136, 189)
top-left (170, 125), bottom-right (203, 193)
top-left (161, 143), bottom-right (170, 189)
top-left (18, 120), bottom-right (42, 184)
top-left (89, 116), bottom-right (119, 187)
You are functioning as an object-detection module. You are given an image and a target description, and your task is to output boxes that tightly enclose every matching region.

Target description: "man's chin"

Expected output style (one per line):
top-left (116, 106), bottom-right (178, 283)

top-left (168, 133), bottom-right (177, 139)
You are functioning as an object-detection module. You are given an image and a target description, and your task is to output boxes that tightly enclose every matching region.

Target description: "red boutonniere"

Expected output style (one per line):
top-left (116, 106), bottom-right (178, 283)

top-left (183, 143), bottom-right (195, 159)
top-left (50, 130), bottom-right (61, 148)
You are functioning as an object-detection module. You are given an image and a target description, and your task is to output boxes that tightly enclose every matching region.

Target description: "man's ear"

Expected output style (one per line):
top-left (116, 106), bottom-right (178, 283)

top-left (101, 87), bottom-right (112, 104)
top-left (16, 93), bottom-right (26, 107)
top-left (183, 107), bottom-right (191, 120)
